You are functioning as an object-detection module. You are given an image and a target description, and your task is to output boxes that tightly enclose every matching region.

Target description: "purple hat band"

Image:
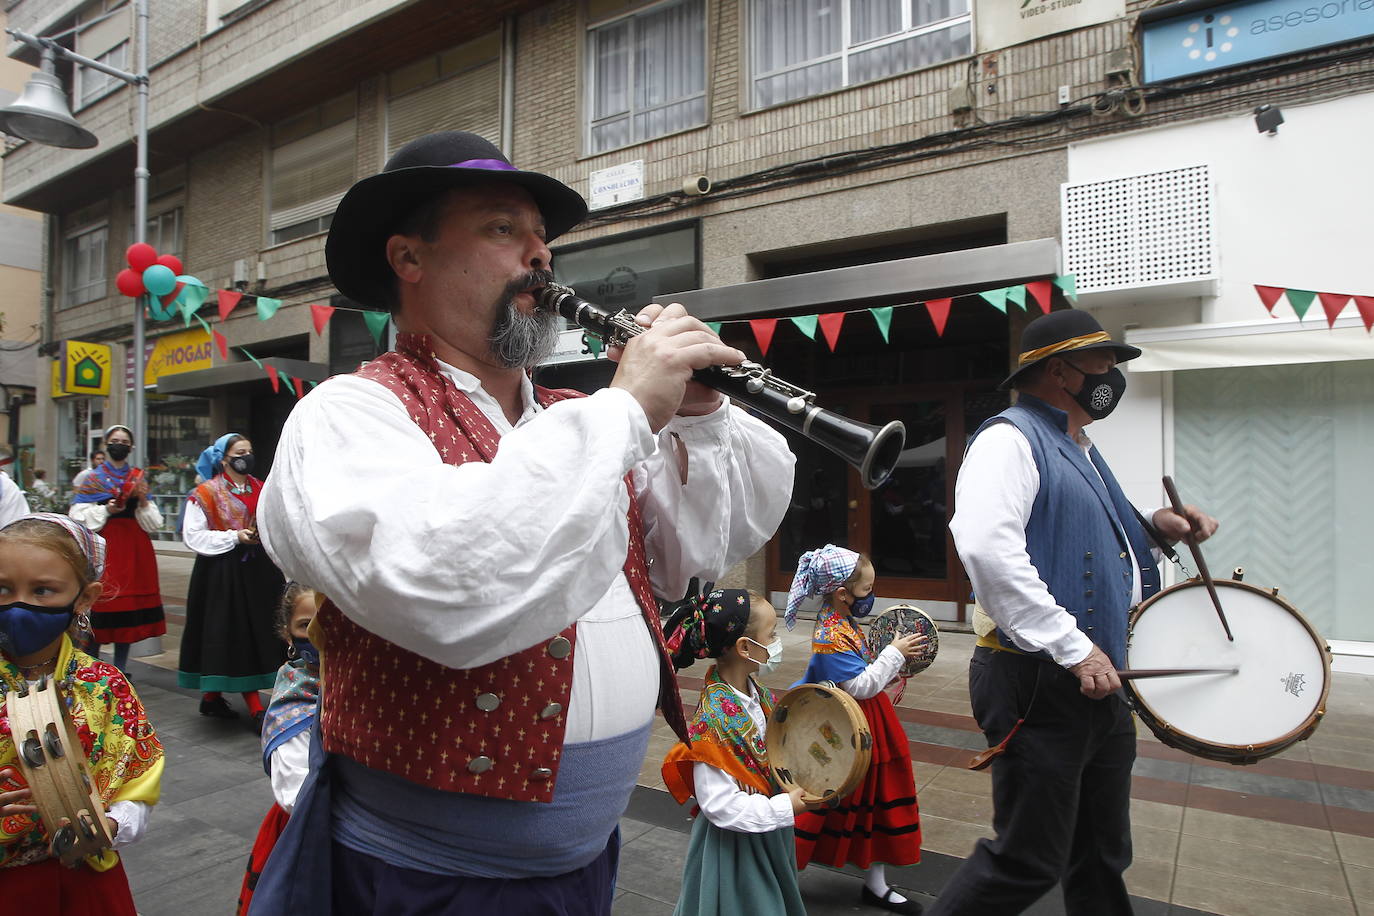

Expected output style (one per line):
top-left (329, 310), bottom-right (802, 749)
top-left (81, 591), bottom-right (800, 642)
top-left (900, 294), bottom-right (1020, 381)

top-left (448, 158), bottom-right (517, 171)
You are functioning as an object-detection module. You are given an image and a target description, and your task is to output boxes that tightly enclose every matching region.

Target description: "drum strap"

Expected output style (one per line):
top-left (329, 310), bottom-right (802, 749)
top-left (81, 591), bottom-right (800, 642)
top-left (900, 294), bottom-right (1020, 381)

top-left (1132, 506), bottom-right (1180, 565)
top-left (966, 664), bottom-right (1043, 771)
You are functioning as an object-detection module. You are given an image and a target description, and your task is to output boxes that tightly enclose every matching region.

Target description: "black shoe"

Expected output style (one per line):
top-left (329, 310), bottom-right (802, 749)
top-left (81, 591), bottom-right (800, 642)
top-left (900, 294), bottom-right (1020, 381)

top-left (199, 696), bottom-right (240, 719)
top-left (861, 885), bottom-right (923, 914)
top-left (252, 710), bottom-right (266, 734)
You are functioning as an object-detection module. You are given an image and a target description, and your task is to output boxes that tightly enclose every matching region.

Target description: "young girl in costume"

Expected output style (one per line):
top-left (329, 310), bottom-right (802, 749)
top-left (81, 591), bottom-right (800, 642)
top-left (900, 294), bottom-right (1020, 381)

top-left (788, 544), bottom-right (927, 914)
top-left (661, 587), bottom-right (812, 916)
top-left (0, 513), bottom-right (164, 914)
top-left (237, 581), bottom-right (321, 916)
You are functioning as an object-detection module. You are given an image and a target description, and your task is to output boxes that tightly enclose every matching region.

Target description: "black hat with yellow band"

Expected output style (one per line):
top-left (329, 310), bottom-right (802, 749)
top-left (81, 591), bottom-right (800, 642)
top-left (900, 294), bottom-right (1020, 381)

top-left (999, 309), bottom-right (1141, 390)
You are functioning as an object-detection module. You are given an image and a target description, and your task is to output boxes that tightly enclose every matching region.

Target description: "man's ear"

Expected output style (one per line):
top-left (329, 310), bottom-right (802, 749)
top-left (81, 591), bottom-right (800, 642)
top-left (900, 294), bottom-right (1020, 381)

top-left (385, 233), bottom-right (424, 285)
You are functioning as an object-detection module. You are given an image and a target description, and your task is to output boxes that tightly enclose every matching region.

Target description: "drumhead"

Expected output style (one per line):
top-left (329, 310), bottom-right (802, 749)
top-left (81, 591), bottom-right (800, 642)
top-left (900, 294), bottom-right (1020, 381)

top-left (865, 604), bottom-right (939, 677)
top-left (767, 684), bottom-right (872, 803)
top-left (1128, 580), bottom-right (1329, 752)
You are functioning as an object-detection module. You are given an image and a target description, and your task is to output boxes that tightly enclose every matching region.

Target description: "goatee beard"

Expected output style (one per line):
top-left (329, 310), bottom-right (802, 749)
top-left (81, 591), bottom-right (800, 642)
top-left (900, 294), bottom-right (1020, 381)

top-left (489, 270), bottom-right (560, 369)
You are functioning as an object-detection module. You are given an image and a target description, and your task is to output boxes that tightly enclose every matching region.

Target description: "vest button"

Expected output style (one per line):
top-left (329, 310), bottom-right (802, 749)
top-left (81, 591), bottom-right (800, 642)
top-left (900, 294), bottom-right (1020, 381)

top-left (1086, 608), bottom-right (1094, 614)
top-left (530, 767), bottom-right (553, 781)
top-left (540, 703), bottom-right (563, 719)
top-left (1086, 625), bottom-right (1095, 632)
top-left (1085, 589), bottom-right (1094, 596)
top-left (547, 636), bottom-right (572, 659)
top-left (1084, 551), bottom-right (1093, 559)
top-left (476, 693), bottom-right (500, 712)
top-left (467, 756), bottom-right (493, 774)
top-left (1120, 551), bottom-right (1127, 559)
top-left (1084, 571), bottom-right (1093, 578)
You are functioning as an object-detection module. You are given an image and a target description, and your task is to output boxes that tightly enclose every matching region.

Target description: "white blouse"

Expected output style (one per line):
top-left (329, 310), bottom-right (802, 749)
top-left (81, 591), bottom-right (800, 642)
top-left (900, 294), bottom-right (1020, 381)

top-left (691, 681), bottom-right (794, 833)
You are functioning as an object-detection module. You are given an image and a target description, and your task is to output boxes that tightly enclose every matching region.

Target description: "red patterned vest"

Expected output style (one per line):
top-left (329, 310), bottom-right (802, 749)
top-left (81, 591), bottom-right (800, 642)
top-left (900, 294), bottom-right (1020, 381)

top-left (315, 333), bottom-right (687, 803)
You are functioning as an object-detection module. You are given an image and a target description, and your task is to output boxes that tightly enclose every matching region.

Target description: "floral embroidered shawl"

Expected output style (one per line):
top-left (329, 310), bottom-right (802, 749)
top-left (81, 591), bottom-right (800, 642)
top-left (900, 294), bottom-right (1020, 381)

top-left (260, 658), bottom-right (319, 775)
top-left (797, 605), bottom-right (871, 685)
top-left (190, 474), bottom-right (260, 531)
top-left (662, 665), bottom-right (779, 805)
top-left (71, 462), bottom-right (144, 505)
top-left (0, 635), bottom-right (164, 870)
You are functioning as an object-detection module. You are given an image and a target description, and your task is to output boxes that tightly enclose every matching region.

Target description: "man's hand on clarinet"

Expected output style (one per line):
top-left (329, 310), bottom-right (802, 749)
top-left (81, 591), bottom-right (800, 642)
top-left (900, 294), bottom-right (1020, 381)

top-left (608, 303), bottom-right (745, 432)
top-left (1068, 644), bottom-right (1121, 699)
top-left (1152, 504), bottom-right (1218, 545)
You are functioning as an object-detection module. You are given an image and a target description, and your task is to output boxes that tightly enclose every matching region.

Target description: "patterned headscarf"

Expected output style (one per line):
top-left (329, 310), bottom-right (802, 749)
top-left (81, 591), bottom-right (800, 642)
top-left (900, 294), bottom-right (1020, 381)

top-left (195, 432), bottom-right (241, 482)
top-left (2, 512), bottom-right (107, 580)
top-left (785, 543), bottom-right (860, 630)
top-left (662, 585), bottom-right (754, 671)
top-left (103, 424), bottom-right (134, 443)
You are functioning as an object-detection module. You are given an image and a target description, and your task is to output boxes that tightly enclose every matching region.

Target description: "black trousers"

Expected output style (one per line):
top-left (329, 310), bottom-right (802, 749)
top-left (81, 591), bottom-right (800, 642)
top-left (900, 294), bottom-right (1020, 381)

top-left (928, 647), bottom-right (1136, 916)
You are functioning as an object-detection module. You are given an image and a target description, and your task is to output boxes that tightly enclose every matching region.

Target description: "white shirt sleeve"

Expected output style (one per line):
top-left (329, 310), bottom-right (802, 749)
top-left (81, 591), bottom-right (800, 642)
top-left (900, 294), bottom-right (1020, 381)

top-left (107, 800), bottom-right (150, 848)
top-left (0, 476), bottom-right (30, 528)
top-left (636, 402), bottom-right (796, 601)
top-left (839, 644), bottom-right (906, 700)
top-left (269, 731), bottom-right (312, 813)
top-left (949, 421), bottom-right (1094, 668)
top-left (133, 497), bottom-right (163, 534)
top-left (692, 761), bottom-right (795, 832)
top-left (182, 501), bottom-right (240, 556)
top-left (68, 501), bottom-right (110, 532)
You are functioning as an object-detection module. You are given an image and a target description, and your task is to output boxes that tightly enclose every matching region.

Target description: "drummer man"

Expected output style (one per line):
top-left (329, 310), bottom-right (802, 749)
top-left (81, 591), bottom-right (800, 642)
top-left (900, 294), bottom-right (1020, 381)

top-left (932, 310), bottom-right (1218, 916)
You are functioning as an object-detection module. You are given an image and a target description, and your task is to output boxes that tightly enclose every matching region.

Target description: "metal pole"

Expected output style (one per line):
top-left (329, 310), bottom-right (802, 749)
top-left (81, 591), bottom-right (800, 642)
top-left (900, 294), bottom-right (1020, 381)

top-left (131, 0), bottom-right (149, 462)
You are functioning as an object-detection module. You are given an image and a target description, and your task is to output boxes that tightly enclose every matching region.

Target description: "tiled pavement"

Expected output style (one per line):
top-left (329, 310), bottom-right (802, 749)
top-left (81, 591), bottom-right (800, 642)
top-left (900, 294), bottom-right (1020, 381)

top-left (120, 549), bottom-right (1372, 914)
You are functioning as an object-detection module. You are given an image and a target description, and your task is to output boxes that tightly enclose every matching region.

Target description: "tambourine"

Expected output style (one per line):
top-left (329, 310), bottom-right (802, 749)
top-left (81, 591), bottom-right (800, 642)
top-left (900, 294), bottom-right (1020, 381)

top-left (5, 675), bottom-right (114, 866)
top-left (767, 683), bottom-right (871, 805)
top-left (866, 604), bottom-right (939, 678)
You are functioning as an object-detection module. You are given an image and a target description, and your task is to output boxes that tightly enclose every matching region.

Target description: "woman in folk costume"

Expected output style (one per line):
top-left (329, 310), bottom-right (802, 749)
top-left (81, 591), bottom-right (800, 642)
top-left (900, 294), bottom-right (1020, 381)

top-left (68, 425), bottom-right (165, 673)
top-left (788, 544), bottom-right (928, 914)
top-left (178, 434), bottom-right (286, 728)
top-left (661, 587), bottom-right (810, 916)
top-left (0, 514), bottom-right (165, 914)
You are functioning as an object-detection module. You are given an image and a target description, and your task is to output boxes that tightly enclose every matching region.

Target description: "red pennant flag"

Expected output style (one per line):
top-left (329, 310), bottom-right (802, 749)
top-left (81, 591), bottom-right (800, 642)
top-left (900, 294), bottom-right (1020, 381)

top-left (1318, 292), bottom-right (1350, 328)
top-left (265, 364), bottom-right (280, 393)
top-left (1254, 285), bottom-right (1286, 314)
top-left (292, 376), bottom-right (305, 399)
top-left (749, 318), bottom-right (778, 356)
top-left (1026, 280), bottom-right (1053, 315)
top-left (217, 290), bottom-right (242, 322)
top-left (213, 330), bottom-right (228, 360)
top-left (309, 303), bottom-right (336, 336)
top-left (925, 298), bottom-right (953, 337)
top-left (1354, 296), bottom-right (1374, 333)
top-left (817, 313), bottom-right (846, 351)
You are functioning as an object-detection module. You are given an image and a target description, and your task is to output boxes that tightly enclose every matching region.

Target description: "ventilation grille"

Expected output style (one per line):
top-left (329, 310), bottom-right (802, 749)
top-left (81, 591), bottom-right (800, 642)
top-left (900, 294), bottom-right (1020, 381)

top-left (1062, 164), bottom-right (1215, 293)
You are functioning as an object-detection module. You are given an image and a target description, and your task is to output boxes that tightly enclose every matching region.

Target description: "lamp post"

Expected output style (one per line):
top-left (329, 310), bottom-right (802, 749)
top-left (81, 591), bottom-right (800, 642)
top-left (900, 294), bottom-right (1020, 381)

top-left (0, 0), bottom-right (151, 461)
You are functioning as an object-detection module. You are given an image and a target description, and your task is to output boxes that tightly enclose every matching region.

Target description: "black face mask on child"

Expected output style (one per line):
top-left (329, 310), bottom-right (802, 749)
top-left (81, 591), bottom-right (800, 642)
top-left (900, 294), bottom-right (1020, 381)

top-left (105, 443), bottom-right (132, 461)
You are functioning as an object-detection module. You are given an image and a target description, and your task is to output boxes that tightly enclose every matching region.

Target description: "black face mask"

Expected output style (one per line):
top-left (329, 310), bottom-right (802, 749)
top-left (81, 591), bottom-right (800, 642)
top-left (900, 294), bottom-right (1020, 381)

top-left (105, 443), bottom-right (132, 461)
top-left (228, 455), bottom-right (256, 476)
top-left (1064, 362), bottom-right (1127, 421)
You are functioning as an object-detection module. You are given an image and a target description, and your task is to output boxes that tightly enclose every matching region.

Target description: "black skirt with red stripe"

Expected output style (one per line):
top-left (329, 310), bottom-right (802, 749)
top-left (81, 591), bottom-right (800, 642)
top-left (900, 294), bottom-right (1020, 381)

top-left (793, 692), bottom-right (921, 869)
top-left (237, 803), bottom-right (291, 916)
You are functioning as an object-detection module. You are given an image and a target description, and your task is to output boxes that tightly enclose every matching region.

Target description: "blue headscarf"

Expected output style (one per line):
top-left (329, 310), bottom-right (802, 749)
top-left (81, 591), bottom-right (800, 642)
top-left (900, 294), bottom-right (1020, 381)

top-left (195, 433), bottom-right (241, 481)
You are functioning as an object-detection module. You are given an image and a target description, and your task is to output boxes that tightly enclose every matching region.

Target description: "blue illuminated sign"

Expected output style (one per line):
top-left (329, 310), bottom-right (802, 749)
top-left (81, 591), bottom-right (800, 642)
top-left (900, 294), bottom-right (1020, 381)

top-left (1142, 0), bottom-right (1374, 82)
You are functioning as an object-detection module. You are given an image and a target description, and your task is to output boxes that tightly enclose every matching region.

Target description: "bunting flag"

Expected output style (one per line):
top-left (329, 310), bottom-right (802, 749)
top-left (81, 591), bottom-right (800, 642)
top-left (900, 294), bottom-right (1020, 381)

top-left (980, 287), bottom-right (1008, 313)
top-left (1053, 274), bottom-right (1078, 302)
top-left (1355, 296), bottom-right (1374, 332)
top-left (790, 314), bottom-right (818, 340)
top-left (1026, 280), bottom-right (1053, 315)
top-left (179, 283), bottom-right (210, 326)
top-left (817, 313), bottom-right (845, 351)
top-left (1005, 285), bottom-right (1026, 311)
top-left (213, 330), bottom-right (228, 361)
top-left (309, 303), bottom-right (336, 336)
top-left (925, 298), bottom-right (953, 337)
top-left (256, 296), bottom-right (283, 321)
top-left (1254, 285), bottom-right (1286, 314)
top-left (362, 310), bottom-right (390, 346)
top-left (749, 318), bottom-right (778, 356)
top-left (264, 364), bottom-right (280, 393)
top-left (706, 321), bottom-right (723, 335)
top-left (1318, 292), bottom-right (1350, 328)
top-left (239, 348), bottom-right (263, 369)
top-left (583, 333), bottom-right (603, 357)
top-left (217, 290), bottom-right (242, 322)
top-left (292, 376), bottom-right (305, 399)
top-left (1285, 289), bottom-right (1316, 321)
top-left (869, 307), bottom-right (893, 343)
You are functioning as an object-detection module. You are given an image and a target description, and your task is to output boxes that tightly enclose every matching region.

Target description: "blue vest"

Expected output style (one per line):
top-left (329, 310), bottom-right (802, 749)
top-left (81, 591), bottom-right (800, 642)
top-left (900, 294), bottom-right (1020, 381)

top-left (970, 394), bottom-right (1160, 669)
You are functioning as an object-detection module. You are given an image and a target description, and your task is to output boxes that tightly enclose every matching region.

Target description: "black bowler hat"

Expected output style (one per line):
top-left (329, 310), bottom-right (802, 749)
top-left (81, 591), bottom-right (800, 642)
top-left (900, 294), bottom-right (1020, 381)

top-left (1000, 309), bottom-right (1142, 390)
top-left (325, 131), bottom-right (588, 308)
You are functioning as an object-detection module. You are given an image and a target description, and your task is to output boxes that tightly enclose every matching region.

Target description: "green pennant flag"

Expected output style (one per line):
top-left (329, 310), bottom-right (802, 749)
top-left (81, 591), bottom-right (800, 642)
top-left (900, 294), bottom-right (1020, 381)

top-left (706, 321), bottom-right (723, 335)
top-left (980, 287), bottom-right (1009, 313)
top-left (790, 314), bottom-right (818, 340)
top-left (362, 310), bottom-right (390, 346)
top-left (869, 307), bottom-right (893, 343)
top-left (583, 332), bottom-right (603, 357)
top-left (193, 313), bottom-right (213, 335)
top-left (277, 370), bottom-right (293, 393)
top-left (1005, 285), bottom-right (1027, 311)
top-left (256, 296), bottom-right (283, 321)
top-left (308, 379), bottom-right (320, 389)
top-left (180, 284), bottom-right (210, 326)
top-left (1285, 289), bottom-right (1316, 320)
top-left (239, 348), bottom-right (263, 369)
top-left (1054, 274), bottom-right (1078, 302)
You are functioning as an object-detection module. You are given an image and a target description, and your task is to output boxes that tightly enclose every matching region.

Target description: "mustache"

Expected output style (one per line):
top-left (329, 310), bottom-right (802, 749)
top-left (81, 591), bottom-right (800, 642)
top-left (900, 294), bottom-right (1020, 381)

top-left (501, 269), bottom-right (557, 309)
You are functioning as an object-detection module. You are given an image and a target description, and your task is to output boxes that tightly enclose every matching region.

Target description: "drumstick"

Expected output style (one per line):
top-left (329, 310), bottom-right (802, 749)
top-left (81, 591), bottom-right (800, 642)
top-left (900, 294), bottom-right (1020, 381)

top-left (1118, 667), bottom-right (1238, 679)
top-left (1161, 476), bottom-right (1234, 642)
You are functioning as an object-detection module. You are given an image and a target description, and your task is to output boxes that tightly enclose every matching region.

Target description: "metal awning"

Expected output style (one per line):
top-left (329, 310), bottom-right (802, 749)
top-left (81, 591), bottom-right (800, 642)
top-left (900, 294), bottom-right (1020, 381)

top-left (1125, 314), bottom-right (1374, 372)
top-left (155, 358), bottom-right (330, 397)
top-left (650, 239), bottom-right (1061, 320)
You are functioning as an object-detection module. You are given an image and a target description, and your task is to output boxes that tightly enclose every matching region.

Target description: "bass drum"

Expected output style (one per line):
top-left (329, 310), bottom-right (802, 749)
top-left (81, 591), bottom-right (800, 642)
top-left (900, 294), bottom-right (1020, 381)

top-left (767, 683), bottom-right (871, 806)
top-left (1126, 578), bottom-right (1330, 765)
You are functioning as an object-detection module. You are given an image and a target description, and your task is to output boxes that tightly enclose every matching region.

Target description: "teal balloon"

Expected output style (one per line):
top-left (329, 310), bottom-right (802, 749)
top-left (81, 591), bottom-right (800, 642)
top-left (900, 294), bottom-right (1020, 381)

top-left (142, 264), bottom-right (176, 296)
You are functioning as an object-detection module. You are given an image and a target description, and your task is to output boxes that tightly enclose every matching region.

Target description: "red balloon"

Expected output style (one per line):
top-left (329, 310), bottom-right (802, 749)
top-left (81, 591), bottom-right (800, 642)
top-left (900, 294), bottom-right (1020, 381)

top-left (156, 253), bottom-right (183, 276)
top-left (126, 242), bottom-right (158, 272)
top-left (115, 268), bottom-right (146, 298)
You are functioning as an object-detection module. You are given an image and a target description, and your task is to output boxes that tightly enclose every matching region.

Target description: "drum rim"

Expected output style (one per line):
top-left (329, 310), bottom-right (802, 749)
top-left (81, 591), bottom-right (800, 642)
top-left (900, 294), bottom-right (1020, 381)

top-left (1125, 578), bottom-right (1332, 761)
top-left (767, 683), bottom-right (872, 803)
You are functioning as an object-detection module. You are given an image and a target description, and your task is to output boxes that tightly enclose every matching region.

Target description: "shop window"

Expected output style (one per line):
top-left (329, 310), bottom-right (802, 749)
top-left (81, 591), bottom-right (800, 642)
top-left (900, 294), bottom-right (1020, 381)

top-left (749, 0), bottom-right (971, 109)
top-left (269, 93), bottom-right (356, 245)
top-left (552, 222), bottom-right (699, 319)
top-left (63, 223), bottom-right (108, 307)
top-left (586, 0), bottom-right (706, 155)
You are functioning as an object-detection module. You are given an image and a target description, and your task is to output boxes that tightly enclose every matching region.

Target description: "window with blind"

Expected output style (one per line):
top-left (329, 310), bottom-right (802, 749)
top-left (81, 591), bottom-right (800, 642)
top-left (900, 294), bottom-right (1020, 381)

top-left (142, 208), bottom-right (182, 256)
top-left (269, 93), bottom-right (356, 245)
top-left (386, 32), bottom-right (502, 157)
top-left (76, 41), bottom-right (127, 109)
top-left (586, 0), bottom-right (706, 155)
top-left (63, 224), bottom-right (108, 307)
top-left (749, 0), bottom-right (971, 109)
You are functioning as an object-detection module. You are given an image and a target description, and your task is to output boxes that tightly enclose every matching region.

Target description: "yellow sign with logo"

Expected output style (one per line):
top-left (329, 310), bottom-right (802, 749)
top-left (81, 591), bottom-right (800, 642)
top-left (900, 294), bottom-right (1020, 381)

top-left (143, 327), bottom-right (213, 386)
top-left (57, 340), bottom-right (113, 396)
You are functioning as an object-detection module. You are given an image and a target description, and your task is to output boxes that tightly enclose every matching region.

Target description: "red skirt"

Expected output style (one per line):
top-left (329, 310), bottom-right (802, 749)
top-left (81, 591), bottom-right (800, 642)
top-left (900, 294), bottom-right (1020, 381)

top-left (0, 857), bottom-right (138, 916)
top-left (237, 803), bottom-right (290, 916)
top-left (793, 692), bottom-right (922, 870)
top-left (90, 516), bottom-right (165, 644)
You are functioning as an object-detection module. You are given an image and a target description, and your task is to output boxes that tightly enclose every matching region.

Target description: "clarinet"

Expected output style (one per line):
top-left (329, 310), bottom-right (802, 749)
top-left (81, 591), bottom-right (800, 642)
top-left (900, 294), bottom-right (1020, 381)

top-left (538, 283), bottom-right (906, 489)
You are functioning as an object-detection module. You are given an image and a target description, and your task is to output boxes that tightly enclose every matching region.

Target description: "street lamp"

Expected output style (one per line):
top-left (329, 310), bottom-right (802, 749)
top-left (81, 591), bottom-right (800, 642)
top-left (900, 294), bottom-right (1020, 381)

top-left (0, 0), bottom-right (151, 461)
